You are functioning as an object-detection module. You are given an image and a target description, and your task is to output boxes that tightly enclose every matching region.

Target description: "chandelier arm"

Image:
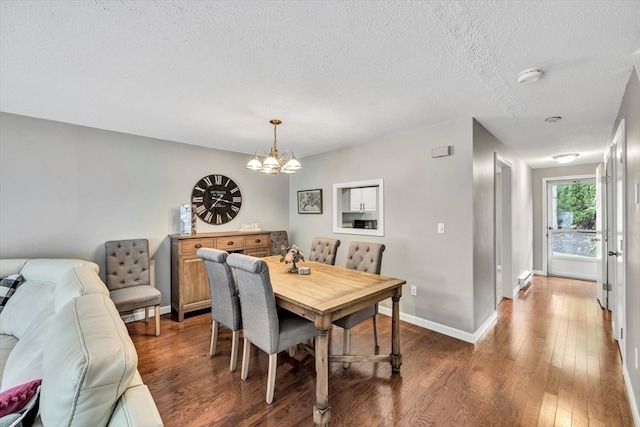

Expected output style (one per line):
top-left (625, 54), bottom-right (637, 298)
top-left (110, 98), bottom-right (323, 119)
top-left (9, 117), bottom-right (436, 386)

top-left (254, 149), bottom-right (268, 158)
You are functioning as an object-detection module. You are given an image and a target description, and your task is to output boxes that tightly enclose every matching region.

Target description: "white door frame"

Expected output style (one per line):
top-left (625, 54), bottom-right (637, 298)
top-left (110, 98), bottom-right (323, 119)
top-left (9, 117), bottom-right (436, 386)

top-left (595, 163), bottom-right (608, 309)
top-left (541, 174), bottom-right (595, 277)
top-left (610, 119), bottom-right (626, 352)
top-left (495, 153), bottom-right (512, 302)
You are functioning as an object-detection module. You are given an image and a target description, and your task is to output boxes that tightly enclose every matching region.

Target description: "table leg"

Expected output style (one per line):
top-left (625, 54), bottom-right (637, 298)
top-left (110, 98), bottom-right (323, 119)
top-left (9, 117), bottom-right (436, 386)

top-left (313, 328), bottom-right (331, 426)
top-left (391, 292), bottom-right (402, 372)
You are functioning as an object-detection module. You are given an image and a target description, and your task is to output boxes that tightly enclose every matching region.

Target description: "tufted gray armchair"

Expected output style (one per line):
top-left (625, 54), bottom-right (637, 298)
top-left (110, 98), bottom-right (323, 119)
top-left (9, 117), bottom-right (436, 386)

top-left (333, 241), bottom-right (385, 367)
top-left (227, 253), bottom-right (317, 404)
top-left (270, 230), bottom-right (289, 256)
top-left (308, 237), bottom-right (341, 265)
top-left (105, 239), bottom-right (161, 336)
top-left (197, 248), bottom-right (242, 371)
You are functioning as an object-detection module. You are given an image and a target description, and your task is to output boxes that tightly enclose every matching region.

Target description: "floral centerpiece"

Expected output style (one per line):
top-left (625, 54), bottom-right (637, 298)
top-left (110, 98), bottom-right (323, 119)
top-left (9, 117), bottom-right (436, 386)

top-left (280, 244), bottom-right (305, 273)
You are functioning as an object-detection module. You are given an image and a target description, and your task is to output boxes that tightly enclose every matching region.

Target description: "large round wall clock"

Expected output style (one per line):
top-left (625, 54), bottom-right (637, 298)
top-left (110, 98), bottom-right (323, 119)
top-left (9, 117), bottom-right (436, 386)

top-left (191, 174), bottom-right (242, 225)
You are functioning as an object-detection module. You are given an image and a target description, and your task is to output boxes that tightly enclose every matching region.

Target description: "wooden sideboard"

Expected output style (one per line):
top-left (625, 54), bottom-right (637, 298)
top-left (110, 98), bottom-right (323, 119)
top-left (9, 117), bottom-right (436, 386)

top-left (170, 230), bottom-right (271, 321)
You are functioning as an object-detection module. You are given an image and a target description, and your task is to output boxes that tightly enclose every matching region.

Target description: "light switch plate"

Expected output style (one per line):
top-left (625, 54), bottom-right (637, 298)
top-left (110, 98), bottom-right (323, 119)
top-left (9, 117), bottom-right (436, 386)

top-left (438, 223), bottom-right (445, 234)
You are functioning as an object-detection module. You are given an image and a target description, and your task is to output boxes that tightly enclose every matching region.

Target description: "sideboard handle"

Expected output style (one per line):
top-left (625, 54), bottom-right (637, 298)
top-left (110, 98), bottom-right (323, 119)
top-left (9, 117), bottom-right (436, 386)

top-left (227, 241), bottom-right (234, 246)
top-left (255, 239), bottom-right (261, 243)
top-left (194, 244), bottom-right (202, 249)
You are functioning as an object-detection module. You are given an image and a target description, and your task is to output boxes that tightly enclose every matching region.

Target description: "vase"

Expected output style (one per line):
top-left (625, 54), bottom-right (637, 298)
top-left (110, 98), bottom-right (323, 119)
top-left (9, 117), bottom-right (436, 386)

top-left (288, 261), bottom-right (298, 273)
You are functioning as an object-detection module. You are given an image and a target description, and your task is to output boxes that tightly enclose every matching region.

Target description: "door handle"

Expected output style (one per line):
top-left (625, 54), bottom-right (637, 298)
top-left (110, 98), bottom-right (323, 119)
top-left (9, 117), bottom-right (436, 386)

top-left (608, 251), bottom-right (620, 257)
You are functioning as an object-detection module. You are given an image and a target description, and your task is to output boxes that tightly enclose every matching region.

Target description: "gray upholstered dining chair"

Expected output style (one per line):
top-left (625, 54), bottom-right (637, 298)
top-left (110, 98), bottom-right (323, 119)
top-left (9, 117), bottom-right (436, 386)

top-left (226, 253), bottom-right (317, 404)
top-left (308, 237), bottom-right (341, 265)
top-left (270, 230), bottom-right (289, 256)
top-left (197, 248), bottom-right (242, 371)
top-left (105, 239), bottom-right (161, 336)
top-left (333, 241), bottom-right (385, 367)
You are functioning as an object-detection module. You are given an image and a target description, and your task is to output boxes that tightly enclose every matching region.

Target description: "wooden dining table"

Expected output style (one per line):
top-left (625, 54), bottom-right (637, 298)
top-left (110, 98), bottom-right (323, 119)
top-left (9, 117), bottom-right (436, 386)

top-left (263, 256), bottom-right (406, 427)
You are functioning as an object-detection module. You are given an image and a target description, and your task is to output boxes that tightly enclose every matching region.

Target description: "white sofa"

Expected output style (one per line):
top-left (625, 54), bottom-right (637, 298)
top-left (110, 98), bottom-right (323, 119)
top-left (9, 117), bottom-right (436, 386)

top-left (0, 258), bottom-right (163, 427)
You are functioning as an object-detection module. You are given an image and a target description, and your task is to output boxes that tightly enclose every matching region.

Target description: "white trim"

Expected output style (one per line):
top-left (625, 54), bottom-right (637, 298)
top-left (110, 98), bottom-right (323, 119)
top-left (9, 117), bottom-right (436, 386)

top-left (533, 269), bottom-right (545, 276)
top-left (121, 304), bottom-right (171, 323)
top-left (512, 285), bottom-right (520, 299)
top-left (378, 306), bottom-right (497, 344)
top-left (623, 364), bottom-right (640, 427)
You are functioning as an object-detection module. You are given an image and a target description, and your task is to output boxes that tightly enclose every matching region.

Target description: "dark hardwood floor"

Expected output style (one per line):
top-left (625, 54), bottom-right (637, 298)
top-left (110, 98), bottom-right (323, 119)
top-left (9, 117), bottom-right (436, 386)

top-left (128, 275), bottom-right (634, 426)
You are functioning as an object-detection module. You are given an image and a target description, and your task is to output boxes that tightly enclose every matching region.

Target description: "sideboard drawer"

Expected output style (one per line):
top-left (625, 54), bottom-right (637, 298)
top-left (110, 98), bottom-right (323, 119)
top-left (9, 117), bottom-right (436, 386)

top-left (244, 234), bottom-right (270, 248)
top-left (179, 238), bottom-right (215, 256)
top-left (216, 237), bottom-right (243, 250)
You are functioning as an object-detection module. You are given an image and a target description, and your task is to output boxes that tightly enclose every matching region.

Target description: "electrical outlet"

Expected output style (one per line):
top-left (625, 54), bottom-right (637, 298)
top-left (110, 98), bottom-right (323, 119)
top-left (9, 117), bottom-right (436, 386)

top-left (410, 285), bottom-right (417, 296)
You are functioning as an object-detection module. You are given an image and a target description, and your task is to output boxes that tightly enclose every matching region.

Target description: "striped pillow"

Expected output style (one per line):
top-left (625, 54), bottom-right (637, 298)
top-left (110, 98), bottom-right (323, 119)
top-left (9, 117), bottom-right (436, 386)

top-left (0, 274), bottom-right (23, 312)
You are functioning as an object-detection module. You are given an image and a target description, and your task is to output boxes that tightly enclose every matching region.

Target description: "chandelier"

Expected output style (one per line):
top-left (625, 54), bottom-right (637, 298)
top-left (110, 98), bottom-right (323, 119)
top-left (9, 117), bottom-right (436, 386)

top-left (246, 119), bottom-right (302, 175)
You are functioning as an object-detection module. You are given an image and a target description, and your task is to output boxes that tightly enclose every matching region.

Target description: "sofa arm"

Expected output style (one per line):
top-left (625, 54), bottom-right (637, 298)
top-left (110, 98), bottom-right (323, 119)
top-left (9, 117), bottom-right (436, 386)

top-left (109, 384), bottom-right (163, 427)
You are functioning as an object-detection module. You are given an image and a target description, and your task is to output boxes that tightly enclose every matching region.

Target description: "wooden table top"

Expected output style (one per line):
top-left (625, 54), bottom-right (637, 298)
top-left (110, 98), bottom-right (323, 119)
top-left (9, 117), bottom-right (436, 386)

top-left (263, 256), bottom-right (405, 319)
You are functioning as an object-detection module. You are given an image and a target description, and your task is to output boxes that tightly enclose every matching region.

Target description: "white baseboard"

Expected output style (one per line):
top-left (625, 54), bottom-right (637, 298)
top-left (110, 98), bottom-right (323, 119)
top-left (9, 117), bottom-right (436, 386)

top-left (623, 363), bottom-right (640, 427)
top-left (378, 306), bottom-right (497, 344)
top-left (533, 269), bottom-right (545, 276)
top-left (120, 305), bottom-right (172, 323)
top-left (512, 285), bottom-right (520, 299)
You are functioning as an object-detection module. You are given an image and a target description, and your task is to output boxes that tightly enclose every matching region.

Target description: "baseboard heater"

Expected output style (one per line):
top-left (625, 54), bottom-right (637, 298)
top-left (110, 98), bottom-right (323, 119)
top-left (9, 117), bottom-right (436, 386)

top-left (518, 271), bottom-right (533, 289)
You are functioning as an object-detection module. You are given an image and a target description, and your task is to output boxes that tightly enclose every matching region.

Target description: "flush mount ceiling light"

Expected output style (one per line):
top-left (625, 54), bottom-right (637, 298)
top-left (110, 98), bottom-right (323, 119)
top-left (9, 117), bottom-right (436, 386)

top-left (552, 153), bottom-right (579, 164)
top-left (545, 116), bottom-right (562, 123)
top-left (246, 119), bottom-right (301, 175)
top-left (517, 67), bottom-right (543, 84)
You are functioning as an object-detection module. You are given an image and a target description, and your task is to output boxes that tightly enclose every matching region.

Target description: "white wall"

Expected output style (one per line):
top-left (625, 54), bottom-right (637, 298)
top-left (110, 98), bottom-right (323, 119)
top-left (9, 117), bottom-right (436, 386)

top-left (472, 119), bottom-right (533, 330)
top-left (289, 118), bottom-right (532, 337)
top-left (531, 163), bottom-right (598, 272)
top-left (610, 67), bottom-right (640, 424)
top-left (0, 113), bottom-right (290, 307)
top-left (289, 118), bottom-right (476, 333)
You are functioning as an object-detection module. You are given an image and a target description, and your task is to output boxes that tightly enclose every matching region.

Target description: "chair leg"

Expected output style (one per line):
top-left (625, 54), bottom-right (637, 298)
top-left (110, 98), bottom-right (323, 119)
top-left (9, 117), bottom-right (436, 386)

top-left (230, 330), bottom-right (240, 372)
top-left (343, 328), bottom-right (351, 369)
top-left (266, 353), bottom-right (278, 404)
top-left (373, 314), bottom-right (379, 348)
top-left (210, 320), bottom-right (219, 356)
top-left (241, 338), bottom-right (251, 380)
top-left (154, 305), bottom-right (160, 336)
top-left (145, 306), bottom-right (149, 323)
top-left (288, 346), bottom-right (296, 357)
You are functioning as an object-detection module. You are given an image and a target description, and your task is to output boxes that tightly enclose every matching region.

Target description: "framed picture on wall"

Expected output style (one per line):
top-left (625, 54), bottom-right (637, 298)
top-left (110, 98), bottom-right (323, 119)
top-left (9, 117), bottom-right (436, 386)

top-left (297, 189), bottom-right (323, 214)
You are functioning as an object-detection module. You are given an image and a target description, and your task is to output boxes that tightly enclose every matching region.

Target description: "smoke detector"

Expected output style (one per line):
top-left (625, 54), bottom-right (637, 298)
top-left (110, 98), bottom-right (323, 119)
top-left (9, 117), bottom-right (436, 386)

top-left (517, 67), bottom-right (543, 84)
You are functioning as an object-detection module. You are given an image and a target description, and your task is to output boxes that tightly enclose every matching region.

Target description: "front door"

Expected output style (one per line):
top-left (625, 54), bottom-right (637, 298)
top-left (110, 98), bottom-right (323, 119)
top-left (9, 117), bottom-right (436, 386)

top-left (547, 178), bottom-right (597, 280)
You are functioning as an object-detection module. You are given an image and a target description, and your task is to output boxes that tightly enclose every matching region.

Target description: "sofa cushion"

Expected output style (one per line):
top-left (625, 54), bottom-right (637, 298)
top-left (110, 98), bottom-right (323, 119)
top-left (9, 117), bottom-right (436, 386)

top-left (1, 305), bottom-right (54, 392)
top-left (0, 275), bottom-right (23, 313)
top-left (19, 259), bottom-right (98, 283)
top-left (0, 282), bottom-right (54, 339)
top-left (40, 294), bottom-right (137, 427)
top-left (54, 266), bottom-right (108, 313)
top-left (0, 336), bottom-right (18, 389)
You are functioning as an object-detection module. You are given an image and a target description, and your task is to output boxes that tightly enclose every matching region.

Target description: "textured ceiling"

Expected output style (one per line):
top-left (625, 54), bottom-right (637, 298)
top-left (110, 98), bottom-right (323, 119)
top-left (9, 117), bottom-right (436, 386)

top-left (1, 1), bottom-right (639, 169)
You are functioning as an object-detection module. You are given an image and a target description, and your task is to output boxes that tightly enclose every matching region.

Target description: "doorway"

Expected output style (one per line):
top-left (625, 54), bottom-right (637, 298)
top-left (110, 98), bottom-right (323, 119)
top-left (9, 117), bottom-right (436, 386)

top-left (495, 154), bottom-right (512, 306)
top-left (546, 178), bottom-right (597, 280)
